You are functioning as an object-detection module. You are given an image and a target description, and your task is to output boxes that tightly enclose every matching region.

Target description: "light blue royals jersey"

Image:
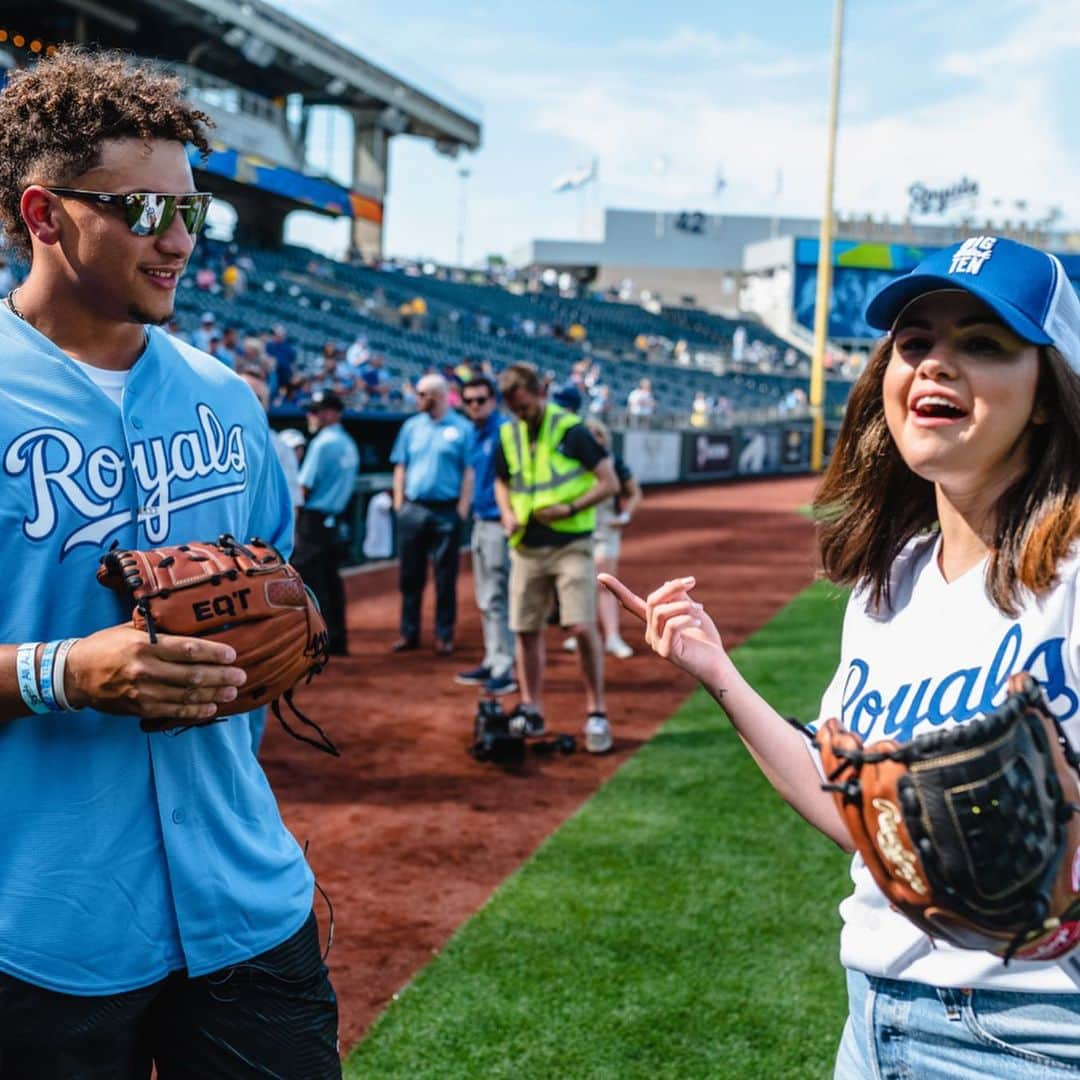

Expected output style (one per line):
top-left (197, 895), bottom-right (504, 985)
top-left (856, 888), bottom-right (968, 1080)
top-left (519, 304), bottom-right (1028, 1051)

top-left (0, 306), bottom-right (314, 993)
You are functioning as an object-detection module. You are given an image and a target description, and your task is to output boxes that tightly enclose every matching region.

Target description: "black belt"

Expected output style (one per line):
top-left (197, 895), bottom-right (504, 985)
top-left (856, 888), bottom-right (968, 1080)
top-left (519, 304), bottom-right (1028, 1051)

top-left (410, 498), bottom-right (457, 510)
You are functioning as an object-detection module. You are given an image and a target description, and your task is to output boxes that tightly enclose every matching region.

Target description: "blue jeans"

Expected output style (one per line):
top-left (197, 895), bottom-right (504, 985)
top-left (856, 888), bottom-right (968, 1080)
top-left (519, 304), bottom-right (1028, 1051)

top-left (836, 970), bottom-right (1080, 1078)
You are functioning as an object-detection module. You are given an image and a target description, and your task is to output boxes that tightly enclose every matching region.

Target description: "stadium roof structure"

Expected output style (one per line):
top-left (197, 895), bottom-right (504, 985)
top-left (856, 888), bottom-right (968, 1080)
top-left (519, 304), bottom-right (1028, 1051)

top-left (6, 0), bottom-right (480, 152)
top-left (2, 0), bottom-right (481, 253)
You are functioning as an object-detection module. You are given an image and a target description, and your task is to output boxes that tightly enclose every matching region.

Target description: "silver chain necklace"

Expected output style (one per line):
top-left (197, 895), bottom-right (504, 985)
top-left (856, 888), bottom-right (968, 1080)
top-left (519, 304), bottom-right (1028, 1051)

top-left (3, 287), bottom-right (149, 348)
top-left (4, 288), bottom-right (24, 321)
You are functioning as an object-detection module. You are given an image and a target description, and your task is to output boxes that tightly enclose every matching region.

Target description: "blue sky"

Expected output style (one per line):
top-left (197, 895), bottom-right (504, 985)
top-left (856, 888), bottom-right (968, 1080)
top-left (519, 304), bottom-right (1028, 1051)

top-left (268, 0), bottom-right (1080, 264)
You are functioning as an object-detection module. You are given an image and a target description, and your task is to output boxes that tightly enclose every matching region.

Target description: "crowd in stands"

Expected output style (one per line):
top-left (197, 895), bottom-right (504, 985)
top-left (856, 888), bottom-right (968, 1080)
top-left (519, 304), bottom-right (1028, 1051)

top-left (2, 229), bottom-right (853, 426)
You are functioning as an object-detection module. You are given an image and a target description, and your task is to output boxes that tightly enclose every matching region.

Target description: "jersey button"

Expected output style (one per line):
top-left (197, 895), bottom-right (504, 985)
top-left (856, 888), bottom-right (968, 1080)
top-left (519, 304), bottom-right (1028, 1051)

top-left (131, 417), bottom-right (143, 430)
top-left (171, 808), bottom-right (186, 824)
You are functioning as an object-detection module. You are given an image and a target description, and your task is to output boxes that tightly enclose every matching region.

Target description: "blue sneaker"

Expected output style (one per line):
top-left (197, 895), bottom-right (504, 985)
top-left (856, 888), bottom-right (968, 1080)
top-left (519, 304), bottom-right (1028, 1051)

top-left (484, 673), bottom-right (519, 696)
top-left (455, 665), bottom-right (491, 686)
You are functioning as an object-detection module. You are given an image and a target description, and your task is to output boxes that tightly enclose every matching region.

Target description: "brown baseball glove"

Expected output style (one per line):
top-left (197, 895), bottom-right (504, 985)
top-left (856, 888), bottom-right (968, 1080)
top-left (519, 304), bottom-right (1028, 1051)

top-left (815, 673), bottom-right (1080, 962)
top-left (98, 534), bottom-right (336, 754)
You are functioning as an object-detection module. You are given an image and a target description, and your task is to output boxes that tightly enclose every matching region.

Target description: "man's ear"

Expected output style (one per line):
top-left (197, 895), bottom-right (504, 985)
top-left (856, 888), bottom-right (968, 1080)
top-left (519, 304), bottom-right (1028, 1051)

top-left (20, 186), bottom-right (62, 247)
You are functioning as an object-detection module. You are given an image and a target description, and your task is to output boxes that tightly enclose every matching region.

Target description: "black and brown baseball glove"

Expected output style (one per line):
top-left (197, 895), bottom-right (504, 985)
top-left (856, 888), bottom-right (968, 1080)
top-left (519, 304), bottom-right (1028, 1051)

top-left (98, 534), bottom-right (337, 754)
top-left (815, 673), bottom-right (1080, 962)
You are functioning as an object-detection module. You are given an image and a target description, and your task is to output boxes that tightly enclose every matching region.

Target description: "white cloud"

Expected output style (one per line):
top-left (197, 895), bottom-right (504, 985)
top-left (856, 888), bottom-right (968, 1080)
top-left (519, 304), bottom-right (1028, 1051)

top-left (504, 7), bottom-right (1080, 235)
top-left (940, 0), bottom-right (1080, 76)
top-left (267, 1), bottom-right (1080, 260)
top-left (616, 26), bottom-right (759, 60)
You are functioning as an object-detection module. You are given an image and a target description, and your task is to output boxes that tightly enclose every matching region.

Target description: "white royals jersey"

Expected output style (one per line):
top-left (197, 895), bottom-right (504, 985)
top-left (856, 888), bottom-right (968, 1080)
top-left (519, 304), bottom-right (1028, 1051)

top-left (816, 533), bottom-right (1080, 993)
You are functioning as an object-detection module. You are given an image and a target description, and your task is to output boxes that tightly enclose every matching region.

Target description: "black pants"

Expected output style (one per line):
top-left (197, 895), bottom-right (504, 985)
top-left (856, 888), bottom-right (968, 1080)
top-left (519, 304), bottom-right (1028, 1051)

top-left (293, 508), bottom-right (348, 654)
top-left (397, 500), bottom-right (461, 643)
top-left (0, 912), bottom-right (339, 1079)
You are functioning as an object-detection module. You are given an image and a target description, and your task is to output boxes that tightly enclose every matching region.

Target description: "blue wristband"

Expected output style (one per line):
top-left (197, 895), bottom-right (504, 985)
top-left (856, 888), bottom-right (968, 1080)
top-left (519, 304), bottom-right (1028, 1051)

top-left (38, 640), bottom-right (62, 712)
top-left (16, 642), bottom-right (49, 715)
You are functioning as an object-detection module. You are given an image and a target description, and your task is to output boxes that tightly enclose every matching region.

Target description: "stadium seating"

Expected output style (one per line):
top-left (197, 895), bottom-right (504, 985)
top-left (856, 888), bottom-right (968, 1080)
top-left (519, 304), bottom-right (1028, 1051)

top-left (174, 238), bottom-right (854, 422)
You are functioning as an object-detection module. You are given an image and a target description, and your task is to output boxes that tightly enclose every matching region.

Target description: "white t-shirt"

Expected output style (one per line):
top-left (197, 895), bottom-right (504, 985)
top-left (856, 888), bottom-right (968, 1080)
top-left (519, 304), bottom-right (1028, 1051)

top-left (627, 387), bottom-right (655, 416)
top-left (72, 358), bottom-right (130, 407)
top-left (815, 533), bottom-right (1080, 993)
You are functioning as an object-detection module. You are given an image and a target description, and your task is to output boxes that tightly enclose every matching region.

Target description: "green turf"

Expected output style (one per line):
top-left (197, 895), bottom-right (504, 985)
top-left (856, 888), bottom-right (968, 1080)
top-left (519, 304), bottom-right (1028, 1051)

top-left (346, 580), bottom-right (852, 1079)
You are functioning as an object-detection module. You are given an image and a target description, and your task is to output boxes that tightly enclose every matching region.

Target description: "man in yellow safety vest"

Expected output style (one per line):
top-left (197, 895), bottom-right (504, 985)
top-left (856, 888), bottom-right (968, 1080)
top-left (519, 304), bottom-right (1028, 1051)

top-left (494, 362), bottom-right (619, 752)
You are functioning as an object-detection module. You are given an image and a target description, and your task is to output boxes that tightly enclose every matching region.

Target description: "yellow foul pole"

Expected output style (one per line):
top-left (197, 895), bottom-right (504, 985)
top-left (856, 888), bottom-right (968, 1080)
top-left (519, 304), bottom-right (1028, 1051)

top-left (810, 0), bottom-right (846, 472)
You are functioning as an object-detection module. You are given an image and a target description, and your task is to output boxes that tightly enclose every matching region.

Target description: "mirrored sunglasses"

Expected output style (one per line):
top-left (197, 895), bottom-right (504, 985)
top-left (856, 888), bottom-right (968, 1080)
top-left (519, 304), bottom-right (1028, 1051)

top-left (46, 188), bottom-right (212, 237)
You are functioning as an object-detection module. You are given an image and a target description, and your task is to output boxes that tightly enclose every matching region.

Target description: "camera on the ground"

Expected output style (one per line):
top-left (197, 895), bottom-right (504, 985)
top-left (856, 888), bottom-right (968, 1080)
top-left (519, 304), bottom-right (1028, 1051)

top-left (469, 697), bottom-right (526, 765)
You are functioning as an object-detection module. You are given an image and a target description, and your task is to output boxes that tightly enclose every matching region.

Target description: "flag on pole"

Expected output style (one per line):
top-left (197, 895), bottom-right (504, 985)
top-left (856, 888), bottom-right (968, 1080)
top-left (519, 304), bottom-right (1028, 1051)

top-left (552, 158), bottom-right (598, 194)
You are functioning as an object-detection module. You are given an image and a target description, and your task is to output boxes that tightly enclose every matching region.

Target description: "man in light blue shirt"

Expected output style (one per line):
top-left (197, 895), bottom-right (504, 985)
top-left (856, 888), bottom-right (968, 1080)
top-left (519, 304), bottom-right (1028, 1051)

top-left (390, 373), bottom-right (471, 654)
top-left (0, 50), bottom-right (338, 1076)
top-left (294, 389), bottom-right (360, 656)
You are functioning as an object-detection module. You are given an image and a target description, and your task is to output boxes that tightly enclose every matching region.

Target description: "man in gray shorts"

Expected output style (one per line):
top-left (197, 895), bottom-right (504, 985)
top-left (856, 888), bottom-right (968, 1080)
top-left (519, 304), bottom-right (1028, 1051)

top-left (455, 376), bottom-right (518, 696)
top-left (494, 363), bottom-right (618, 753)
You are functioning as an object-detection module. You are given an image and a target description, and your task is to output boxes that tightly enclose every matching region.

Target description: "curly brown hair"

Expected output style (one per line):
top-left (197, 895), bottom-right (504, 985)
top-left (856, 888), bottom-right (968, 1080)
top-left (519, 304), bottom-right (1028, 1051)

top-left (0, 46), bottom-right (213, 259)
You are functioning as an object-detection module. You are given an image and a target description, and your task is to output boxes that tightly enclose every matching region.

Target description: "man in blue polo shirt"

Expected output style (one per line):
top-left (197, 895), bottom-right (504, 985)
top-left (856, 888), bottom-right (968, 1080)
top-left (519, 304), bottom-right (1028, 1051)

top-left (390, 373), bottom-right (471, 654)
top-left (455, 376), bottom-right (517, 695)
top-left (294, 389), bottom-right (360, 657)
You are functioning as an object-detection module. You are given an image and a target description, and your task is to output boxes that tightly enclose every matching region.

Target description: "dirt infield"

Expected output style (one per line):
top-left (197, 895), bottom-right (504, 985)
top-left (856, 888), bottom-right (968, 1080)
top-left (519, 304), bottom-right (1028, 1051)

top-left (260, 475), bottom-right (821, 1050)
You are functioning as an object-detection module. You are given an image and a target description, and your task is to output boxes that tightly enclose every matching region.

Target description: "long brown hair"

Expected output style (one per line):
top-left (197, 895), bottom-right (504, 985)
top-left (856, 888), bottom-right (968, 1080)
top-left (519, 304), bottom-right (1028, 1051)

top-left (814, 339), bottom-right (1080, 616)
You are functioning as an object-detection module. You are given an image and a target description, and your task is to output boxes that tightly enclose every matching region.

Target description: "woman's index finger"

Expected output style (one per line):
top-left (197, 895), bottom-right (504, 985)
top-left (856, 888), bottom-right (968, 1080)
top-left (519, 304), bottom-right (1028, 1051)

top-left (597, 573), bottom-right (647, 621)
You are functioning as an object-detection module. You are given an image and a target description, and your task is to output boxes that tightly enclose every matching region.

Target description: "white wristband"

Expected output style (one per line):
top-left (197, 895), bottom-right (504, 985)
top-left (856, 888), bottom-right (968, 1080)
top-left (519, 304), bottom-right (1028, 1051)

top-left (51, 638), bottom-right (80, 712)
top-left (16, 642), bottom-right (49, 714)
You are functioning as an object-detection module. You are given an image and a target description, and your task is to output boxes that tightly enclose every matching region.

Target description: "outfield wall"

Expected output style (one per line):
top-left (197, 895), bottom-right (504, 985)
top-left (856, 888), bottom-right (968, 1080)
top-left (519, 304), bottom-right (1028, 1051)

top-left (271, 413), bottom-right (839, 563)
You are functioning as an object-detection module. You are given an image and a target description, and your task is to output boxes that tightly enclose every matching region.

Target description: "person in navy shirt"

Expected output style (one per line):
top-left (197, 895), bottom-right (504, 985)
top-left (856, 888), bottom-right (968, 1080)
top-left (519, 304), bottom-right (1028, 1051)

top-left (0, 49), bottom-right (339, 1076)
top-left (390, 373), bottom-right (471, 654)
top-left (456, 376), bottom-right (517, 695)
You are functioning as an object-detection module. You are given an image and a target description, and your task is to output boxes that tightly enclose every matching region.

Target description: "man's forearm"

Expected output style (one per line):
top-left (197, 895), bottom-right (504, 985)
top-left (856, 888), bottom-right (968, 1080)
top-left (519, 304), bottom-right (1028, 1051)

top-left (570, 467), bottom-right (618, 511)
top-left (494, 478), bottom-right (512, 517)
top-left (392, 465), bottom-right (406, 510)
top-left (459, 468), bottom-right (475, 518)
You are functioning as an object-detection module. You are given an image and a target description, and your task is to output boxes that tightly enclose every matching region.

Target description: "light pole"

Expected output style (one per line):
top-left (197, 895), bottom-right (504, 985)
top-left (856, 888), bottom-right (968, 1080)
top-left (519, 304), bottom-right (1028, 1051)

top-left (810, 0), bottom-right (845, 472)
top-left (456, 166), bottom-right (471, 268)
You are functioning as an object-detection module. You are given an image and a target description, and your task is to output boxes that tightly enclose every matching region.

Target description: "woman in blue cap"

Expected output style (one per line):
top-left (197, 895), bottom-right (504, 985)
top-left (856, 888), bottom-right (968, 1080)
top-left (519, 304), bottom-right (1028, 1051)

top-left (602, 237), bottom-right (1080, 1077)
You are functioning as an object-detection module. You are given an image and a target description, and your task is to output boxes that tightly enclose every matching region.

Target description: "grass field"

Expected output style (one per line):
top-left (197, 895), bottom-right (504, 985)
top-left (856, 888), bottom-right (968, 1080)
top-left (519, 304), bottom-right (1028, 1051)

top-left (347, 580), bottom-right (852, 1079)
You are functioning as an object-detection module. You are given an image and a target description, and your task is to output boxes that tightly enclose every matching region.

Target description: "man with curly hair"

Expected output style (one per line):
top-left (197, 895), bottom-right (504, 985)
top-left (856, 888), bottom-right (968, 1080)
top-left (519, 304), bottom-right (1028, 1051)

top-left (0, 48), bottom-right (340, 1076)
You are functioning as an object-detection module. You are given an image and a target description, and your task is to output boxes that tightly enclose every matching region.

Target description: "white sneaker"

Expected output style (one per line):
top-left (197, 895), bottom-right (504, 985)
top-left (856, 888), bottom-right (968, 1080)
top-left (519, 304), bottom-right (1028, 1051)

top-left (584, 713), bottom-right (613, 754)
top-left (605, 638), bottom-right (634, 660)
top-left (562, 637), bottom-right (578, 653)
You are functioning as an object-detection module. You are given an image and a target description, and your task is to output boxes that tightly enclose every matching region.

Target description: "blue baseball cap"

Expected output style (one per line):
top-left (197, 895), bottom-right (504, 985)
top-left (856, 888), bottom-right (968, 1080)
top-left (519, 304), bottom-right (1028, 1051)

top-left (551, 382), bottom-right (584, 412)
top-left (865, 236), bottom-right (1080, 372)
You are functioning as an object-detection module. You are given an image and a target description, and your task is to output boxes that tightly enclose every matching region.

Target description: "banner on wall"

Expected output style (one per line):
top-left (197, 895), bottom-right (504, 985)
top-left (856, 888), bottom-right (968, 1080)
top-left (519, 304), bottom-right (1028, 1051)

top-left (622, 430), bottom-right (682, 484)
top-left (736, 427), bottom-right (781, 475)
top-left (684, 432), bottom-right (736, 478)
